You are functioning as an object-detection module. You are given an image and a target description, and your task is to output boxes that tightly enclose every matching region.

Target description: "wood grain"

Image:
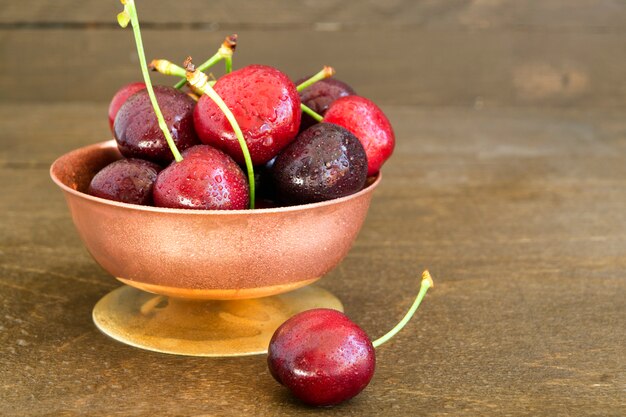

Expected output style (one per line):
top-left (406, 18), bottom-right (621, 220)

top-left (2, 27), bottom-right (626, 107)
top-left (3, 0), bottom-right (626, 30)
top-left (1, 104), bottom-right (624, 416)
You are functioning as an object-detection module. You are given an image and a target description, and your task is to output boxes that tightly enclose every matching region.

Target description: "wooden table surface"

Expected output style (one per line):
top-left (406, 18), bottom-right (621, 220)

top-left (1, 1), bottom-right (624, 416)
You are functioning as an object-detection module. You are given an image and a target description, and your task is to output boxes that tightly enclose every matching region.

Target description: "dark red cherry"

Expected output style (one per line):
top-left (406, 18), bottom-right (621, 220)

top-left (114, 85), bottom-right (199, 165)
top-left (107, 82), bottom-right (145, 132)
top-left (296, 77), bottom-right (355, 131)
top-left (271, 123), bottom-right (367, 205)
top-left (193, 65), bottom-right (301, 165)
top-left (323, 96), bottom-right (395, 176)
top-left (153, 145), bottom-right (249, 210)
top-left (254, 156), bottom-right (277, 202)
top-left (268, 309), bottom-right (376, 407)
top-left (87, 158), bottom-right (160, 205)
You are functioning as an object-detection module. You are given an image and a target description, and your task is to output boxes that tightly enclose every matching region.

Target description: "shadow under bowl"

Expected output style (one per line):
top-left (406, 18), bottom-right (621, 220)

top-left (50, 140), bottom-right (381, 300)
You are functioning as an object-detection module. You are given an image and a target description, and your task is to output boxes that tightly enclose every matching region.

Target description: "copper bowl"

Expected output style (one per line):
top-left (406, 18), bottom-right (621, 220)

top-left (50, 140), bottom-right (380, 300)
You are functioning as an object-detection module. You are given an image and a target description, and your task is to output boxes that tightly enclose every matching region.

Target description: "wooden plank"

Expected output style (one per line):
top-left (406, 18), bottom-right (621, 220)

top-left (2, 27), bottom-right (626, 107)
top-left (1, 104), bottom-right (625, 415)
top-left (2, 0), bottom-right (626, 31)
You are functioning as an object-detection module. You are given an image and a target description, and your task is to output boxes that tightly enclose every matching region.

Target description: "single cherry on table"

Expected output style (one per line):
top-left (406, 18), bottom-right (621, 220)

top-left (268, 309), bottom-right (375, 407)
top-left (268, 271), bottom-right (434, 407)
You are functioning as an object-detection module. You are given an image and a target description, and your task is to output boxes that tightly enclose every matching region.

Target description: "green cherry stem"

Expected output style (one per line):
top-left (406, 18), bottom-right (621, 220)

top-left (117, 0), bottom-right (183, 162)
top-left (372, 270), bottom-right (434, 348)
top-left (149, 59), bottom-right (186, 78)
top-left (225, 56), bottom-right (233, 74)
top-left (185, 58), bottom-right (255, 209)
top-left (296, 66), bottom-right (335, 92)
top-left (174, 34), bottom-right (237, 89)
top-left (300, 103), bottom-right (323, 122)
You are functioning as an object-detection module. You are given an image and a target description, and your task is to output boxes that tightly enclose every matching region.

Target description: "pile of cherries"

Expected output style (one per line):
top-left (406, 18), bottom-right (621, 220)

top-left (89, 38), bottom-right (394, 210)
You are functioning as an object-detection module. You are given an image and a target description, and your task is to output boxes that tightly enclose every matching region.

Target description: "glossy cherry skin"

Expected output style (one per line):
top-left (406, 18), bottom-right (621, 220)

top-left (87, 158), bottom-right (161, 205)
top-left (153, 145), bottom-right (249, 210)
top-left (193, 65), bottom-right (301, 165)
top-left (323, 96), bottom-right (395, 176)
top-left (107, 82), bottom-right (145, 132)
top-left (268, 309), bottom-right (376, 406)
top-left (297, 77), bottom-right (355, 131)
top-left (114, 85), bottom-right (199, 165)
top-left (271, 123), bottom-right (368, 205)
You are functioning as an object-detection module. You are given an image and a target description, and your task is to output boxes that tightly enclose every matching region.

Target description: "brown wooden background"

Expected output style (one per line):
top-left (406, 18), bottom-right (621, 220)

top-left (1, 1), bottom-right (625, 416)
top-left (3, 0), bottom-right (626, 107)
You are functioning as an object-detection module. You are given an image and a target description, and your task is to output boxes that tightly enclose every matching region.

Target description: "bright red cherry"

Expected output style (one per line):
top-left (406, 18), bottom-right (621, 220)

top-left (153, 145), bottom-right (249, 210)
top-left (107, 82), bottom-right (145, 132)
top-left (193, 65), bottom-right (301, 165)
top-left (323, 96), bottom-right (395, 176)
top-left (268, 272), bottom-right (434, 407)
top-left (268, 309), bottom-right (375, 406)
top-left (114, 86), bottom-right (199, 165)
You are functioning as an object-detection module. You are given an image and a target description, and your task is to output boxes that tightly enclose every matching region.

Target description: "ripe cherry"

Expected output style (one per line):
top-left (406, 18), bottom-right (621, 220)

top-left (193, 65), bottom-right (301, 165)
top-left (323, 96), bottom-right (395, 176)
top-left (114, 85), bottom-right (199, 165)
top-left (153, 145), bottom-right (249, 210)
top-left (268, 309), bottom-right (375, 406)
top-left (297, 77), bottom-right (355, 131)
top-left (271, 123), bottom-right (368, 205)
top-left (268, 271), bottom-right (434, 407)
top-left (88, 158), bottom-right (160, 205)
top-left (107, 82), bottom-right (145, 132)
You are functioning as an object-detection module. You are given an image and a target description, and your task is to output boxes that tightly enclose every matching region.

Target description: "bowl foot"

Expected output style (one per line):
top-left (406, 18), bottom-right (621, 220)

top-left (92, 284), bottom-right (343, 357)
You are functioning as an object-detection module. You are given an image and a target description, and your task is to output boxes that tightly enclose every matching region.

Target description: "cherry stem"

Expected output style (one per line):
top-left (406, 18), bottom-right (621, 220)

top-left (149, 59), bottom-right (186, 78)
top-left (300, 104), bottom-right (323, 122)
top-left (174, 34), bottom-right (237, 89)
top-left (296, 66), bottom-right (335, 92)
top-left (225, 56), bottom-right (233, 74)
top-left (185, 57), bottom-right (255, 209)
top-left (117, 0), bottom-right (183, 162)
top-left (372, 270), bottom-right (434, 348)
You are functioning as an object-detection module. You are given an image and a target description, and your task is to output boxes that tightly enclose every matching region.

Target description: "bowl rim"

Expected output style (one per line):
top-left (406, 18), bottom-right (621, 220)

top-left (50, 139), bottom-right (382, 215)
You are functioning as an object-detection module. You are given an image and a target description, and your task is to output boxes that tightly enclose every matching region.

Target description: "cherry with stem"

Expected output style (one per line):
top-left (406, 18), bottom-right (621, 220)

top-left (268, 270), bottom-right (434, 406)
top-left (185, 57), bottom-right (256, 210)
top-left (117, 0), bottom-right (183, 162)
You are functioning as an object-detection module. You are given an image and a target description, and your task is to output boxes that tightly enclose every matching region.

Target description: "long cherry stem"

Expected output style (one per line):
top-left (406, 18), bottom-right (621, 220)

top-left (118, 0), bottom-right (183, 162)
top-left (174, 34), bottom-right (237, 89)
top-left (372, 270), bottom-right (434, 348)
top-left (296, 66), bottom-right (335, 92)
top-left (185, 58), bottom-right (255, 209)
top-left (301, 104), bottom-right (323, 122)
